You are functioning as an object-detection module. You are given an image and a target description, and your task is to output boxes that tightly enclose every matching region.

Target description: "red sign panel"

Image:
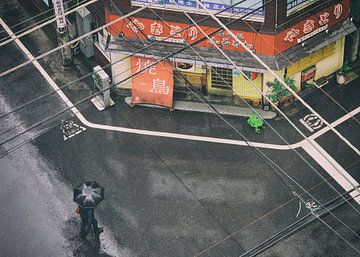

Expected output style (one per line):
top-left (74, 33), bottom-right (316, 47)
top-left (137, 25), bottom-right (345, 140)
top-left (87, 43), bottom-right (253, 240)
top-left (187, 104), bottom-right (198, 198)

top-left (106, 0), bottom-right (349, 56)
top-left (131, 56), bottom-right (174, 108)
top-left (106, 13), bottom-right (276, 55)
top-left (276, 1), bottom-right (350, 53)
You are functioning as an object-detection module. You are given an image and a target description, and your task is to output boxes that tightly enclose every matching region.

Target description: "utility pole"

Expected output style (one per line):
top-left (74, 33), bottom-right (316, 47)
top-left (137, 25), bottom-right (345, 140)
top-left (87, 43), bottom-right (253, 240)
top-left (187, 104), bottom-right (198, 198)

top-left (52, 0), bottom-right (73, 66)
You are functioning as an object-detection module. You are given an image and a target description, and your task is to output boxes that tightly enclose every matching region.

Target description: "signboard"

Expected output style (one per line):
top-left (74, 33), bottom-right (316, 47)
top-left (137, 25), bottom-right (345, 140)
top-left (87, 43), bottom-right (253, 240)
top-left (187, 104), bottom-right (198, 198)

top-left (108, 1), bottom-right (349, 56)
top-left (106, 14), bottom-right (274, 55)
top-left (277, 1), bottom-right (349, 53)
top-left (200, 0), bottom-right (264, 16)
top-left (131, 56), bottom-right (174, 108)
top-left (130, 0), bottom-right (264, 18)
top-left (52, 0), bottom-right (66, 31)
top-left (287, 0), bottom-right (320, 16)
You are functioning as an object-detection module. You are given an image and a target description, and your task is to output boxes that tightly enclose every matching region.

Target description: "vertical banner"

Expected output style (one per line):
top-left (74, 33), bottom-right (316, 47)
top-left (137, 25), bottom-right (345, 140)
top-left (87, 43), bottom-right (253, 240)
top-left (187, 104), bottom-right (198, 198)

top-left (131, 56), bottom-right (174, 108)
top-left (52, 0), bottom-right (66, 31)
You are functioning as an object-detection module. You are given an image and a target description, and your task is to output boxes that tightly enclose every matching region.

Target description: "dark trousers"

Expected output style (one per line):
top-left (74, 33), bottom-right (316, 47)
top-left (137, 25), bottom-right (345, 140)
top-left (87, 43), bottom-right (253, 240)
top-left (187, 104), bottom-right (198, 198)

top-left (80, 217), bottom-right (100, 238)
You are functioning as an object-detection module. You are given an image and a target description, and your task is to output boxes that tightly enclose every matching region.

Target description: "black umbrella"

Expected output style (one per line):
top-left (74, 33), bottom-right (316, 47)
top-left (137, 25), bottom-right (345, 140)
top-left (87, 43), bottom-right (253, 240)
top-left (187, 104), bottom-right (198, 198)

top-left (73, 181), bottom-right (105, 208)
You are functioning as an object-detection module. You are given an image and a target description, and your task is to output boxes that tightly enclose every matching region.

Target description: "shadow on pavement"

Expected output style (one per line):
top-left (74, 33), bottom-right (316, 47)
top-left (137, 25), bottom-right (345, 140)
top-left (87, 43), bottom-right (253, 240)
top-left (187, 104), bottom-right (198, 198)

top-left (63, 216), bottom-right (112, 257)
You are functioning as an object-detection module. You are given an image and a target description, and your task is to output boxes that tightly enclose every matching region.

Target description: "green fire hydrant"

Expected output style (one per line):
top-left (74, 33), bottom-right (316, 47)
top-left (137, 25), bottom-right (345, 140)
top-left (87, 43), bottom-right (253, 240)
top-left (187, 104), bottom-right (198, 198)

top-left (247, 112), bottom-right (264, 133)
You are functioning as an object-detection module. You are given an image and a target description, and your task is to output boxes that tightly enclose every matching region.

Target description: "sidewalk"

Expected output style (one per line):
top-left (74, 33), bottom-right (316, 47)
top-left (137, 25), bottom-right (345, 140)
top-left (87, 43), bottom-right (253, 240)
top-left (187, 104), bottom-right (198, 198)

top-left (124, 97), bottom-right (277, 119)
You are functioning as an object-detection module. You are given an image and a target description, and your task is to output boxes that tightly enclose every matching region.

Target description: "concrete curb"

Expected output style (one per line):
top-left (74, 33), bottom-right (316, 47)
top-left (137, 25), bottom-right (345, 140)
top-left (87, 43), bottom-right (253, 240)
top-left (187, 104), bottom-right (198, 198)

top-left (125, 97), bottom-right (277, 119)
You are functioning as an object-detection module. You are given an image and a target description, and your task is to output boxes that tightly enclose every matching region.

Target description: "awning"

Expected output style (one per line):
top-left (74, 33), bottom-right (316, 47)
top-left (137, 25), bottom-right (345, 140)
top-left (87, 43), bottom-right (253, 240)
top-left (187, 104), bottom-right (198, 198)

top-left (107, 19), bottom-right (357, 72)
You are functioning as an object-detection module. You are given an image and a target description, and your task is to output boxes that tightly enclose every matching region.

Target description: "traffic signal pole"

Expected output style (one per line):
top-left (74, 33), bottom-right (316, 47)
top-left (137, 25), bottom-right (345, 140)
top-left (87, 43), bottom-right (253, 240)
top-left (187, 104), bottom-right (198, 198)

top-left (52, 0), bottom-right (73, 66)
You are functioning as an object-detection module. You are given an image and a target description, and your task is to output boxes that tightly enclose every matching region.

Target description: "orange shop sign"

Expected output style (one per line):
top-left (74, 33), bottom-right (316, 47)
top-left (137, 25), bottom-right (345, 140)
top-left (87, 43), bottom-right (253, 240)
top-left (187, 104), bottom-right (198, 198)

top-left (106, 13), bottom-right (276, 55)
top-left (276, 1), bottom-right (350, 53)
top-left (130, 56), bottom-right (174, 108)
top-left (106, 0), bottom-right (349, 56)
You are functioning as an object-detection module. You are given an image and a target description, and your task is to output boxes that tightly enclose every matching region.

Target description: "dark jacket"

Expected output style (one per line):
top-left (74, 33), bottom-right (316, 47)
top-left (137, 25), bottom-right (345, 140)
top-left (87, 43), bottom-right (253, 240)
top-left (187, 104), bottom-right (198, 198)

top-left (79, 207), bottom-right (95, 227)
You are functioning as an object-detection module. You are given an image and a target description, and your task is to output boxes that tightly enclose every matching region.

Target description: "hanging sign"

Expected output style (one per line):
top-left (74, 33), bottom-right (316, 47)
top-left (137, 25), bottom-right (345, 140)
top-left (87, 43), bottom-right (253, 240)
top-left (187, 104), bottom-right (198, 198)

top-left (52, 0), bottom-right (66, 31)
top-left (131, 56), bottom-right (174, 108)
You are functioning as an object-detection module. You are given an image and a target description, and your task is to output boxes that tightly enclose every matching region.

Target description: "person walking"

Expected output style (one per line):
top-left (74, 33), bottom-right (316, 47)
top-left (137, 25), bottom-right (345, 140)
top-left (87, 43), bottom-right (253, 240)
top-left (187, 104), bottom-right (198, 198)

top-left (73, 181), bottom-right (105, 239)
top-left (76, 206), bottom-right (104, 239)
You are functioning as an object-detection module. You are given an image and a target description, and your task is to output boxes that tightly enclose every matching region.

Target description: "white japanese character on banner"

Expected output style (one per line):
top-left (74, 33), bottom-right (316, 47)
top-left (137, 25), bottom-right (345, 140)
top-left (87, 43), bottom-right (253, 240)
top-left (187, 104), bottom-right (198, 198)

top-left (187, 27), bottom-right (198, 41)
top-left (232, 40), bottom-right (240, 48)
top-left (170, 25), bottom-right (182, 38)
top-left (303, 20), bottom-right (315, 34)
top-left (319, 12), bottom-right (329, 26)
top-left (150, 78), bottom-right (169, 95)
top-left (236, 33), bottom-right (244, 40)
top-left (284, 28), bottom-right (299, 42)
top-left (126, 19), bottom-right (144, 33)
top-left (135, 58), bottom-right (156, 75)
top-left (150, 22), bottom-right (164, 36)
top-left (334, 4), bottom-right (343, 19)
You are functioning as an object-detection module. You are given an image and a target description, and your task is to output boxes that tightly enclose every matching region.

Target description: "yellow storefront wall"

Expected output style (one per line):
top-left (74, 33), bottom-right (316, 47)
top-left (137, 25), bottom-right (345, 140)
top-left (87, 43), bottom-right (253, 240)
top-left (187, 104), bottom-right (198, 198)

top-left (111, 52), bottom-right (132, 89)
top-left (286, 38), bottom-right (345, 87)
top-left (232, 72), bottom-right (262, 101)
top-left (207, 69), bottom-right (263, 100)
top-left (206, 68), bottom-right (232, 96)
top-left (176, 65), bottom-right (206, 88)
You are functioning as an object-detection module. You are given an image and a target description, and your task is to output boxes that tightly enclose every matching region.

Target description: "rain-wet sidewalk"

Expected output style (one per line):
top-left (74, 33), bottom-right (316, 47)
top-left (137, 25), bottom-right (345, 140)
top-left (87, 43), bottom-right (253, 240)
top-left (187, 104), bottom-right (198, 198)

top-left (124, 97), bottom-right (278, 119)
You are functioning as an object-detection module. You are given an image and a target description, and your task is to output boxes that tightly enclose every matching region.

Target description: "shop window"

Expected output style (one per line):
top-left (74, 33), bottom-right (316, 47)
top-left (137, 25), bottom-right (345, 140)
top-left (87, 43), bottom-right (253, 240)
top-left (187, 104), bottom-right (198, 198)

top-left (211, 67), bottom-right (233, 89)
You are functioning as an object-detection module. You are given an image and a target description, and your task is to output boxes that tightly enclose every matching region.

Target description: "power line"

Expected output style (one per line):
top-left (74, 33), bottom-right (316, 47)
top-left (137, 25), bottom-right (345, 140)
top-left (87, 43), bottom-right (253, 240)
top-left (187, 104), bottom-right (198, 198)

top-left (172, 0), bottom-right (360, 220)
top-left (0, 0), bottom-right (264, 124)
top-left (0, 0), bottom-right (99, 47)
top-left (0, 0), bottom-right (270, 145)
top-left (0, 0), bottom-right (250, 134)
top-left (193, 159), bottom-right (360, 256)
top-left (239, 0), bottom-right (360, 126)
top-left (2, 1), bottom-right (359, 254)
top-left (189, 0), bottom-right (360, 253)
top-left (193, 0), bottom-right (360, 156)
top-left (2, 1), bottom-right (360, 251)
top-left (135, 3), bottom-right (360, 252)
top-left (240, 189), bottom-right (360, 256)
top-left (0, 0), bottom-right (79, 39)
top-left (0, 3), bottom-right (152, 78)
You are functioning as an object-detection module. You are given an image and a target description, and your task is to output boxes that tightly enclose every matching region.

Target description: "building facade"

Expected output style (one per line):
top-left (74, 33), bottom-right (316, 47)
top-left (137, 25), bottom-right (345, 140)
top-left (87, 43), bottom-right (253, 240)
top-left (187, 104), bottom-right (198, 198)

top-left (37, 0), bottom-right (357, 109)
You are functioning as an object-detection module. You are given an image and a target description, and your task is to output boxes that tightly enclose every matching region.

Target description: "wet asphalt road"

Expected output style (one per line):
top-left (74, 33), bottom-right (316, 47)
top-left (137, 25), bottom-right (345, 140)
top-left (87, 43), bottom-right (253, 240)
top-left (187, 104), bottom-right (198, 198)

top-left (1, 1), bottom-right (360, 256)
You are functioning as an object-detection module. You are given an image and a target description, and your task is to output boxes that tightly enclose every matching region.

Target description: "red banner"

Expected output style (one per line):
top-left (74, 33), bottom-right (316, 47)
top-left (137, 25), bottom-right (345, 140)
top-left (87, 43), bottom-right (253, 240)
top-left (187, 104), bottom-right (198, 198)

top-left (106, 13), bottom-right (275, 55)
top-left (276, 1), bottom-right (350, 53)
top-left (106, 0), bottom-right (349, 56)
top-left (131, 56), bottom-right (174, 108)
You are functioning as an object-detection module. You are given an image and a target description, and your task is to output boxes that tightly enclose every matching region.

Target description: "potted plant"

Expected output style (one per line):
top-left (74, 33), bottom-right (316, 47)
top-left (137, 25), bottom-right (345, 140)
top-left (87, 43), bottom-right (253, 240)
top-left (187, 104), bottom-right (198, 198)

top-left (336, 60), bottom-right (352, 85)
top-left (247, 112), bottom-right (264, 133)
top-left (266, 77), bottom-right (297, 108)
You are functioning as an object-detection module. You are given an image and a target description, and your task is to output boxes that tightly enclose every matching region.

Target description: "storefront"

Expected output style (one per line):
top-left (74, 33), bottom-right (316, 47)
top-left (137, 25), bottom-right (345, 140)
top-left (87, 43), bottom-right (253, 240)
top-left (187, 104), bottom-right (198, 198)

top-left (103, 0), bottom-right (354, 108)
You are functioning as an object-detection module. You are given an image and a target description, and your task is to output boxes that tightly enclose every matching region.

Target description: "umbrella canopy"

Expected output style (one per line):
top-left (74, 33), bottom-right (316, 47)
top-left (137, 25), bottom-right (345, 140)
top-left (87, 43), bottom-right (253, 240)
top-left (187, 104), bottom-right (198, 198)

top-left (73, 181), bottom-right (105, 208)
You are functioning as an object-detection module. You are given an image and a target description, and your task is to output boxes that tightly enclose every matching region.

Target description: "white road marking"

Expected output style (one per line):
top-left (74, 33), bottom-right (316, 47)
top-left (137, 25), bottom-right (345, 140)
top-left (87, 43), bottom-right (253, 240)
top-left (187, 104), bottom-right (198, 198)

top-left (2, 18), bottom-right (360, 205)
top-left (309, 106), bottom-right (360, 141)
top-left (302, 140), bottom-right (360, 204)
top-left (299, 114), bottom-right (323, 132)
top-left (1, 17), bottom-right (358, 151)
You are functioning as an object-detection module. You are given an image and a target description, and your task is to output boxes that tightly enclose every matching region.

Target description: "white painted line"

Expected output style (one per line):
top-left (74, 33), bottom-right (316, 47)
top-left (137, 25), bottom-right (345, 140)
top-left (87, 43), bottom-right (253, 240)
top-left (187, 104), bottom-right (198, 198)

top-left (302, 140), bottom-right (360, 204)
top-left (2, 18), bottom-right (358, 155)
top-left (0, 18), bottom-right (301, 150)
top-left (0, 18), bottom-right (80, 115)
top-left (309, 106), bottom-right (360, 141)
top-left (81, 114), bottom-right (302, 149)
